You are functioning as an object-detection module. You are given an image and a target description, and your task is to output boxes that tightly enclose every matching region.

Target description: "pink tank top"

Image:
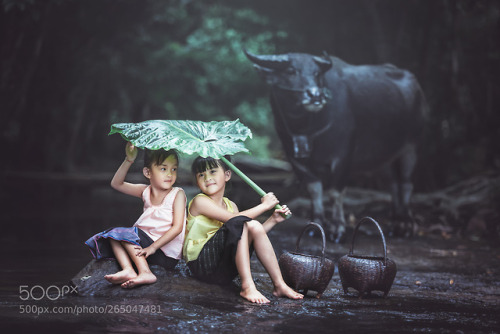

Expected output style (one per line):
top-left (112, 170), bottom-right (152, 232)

top-left (134, 186), bottom-right (186, 260)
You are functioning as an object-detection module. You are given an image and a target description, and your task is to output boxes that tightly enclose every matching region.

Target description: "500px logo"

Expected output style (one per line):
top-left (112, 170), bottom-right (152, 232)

top-left (19, 285), bottom-right (78, 301)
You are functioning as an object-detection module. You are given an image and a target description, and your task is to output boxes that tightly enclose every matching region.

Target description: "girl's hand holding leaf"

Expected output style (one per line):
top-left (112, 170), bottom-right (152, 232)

top-left (125, 142), bottom-right (138, 162)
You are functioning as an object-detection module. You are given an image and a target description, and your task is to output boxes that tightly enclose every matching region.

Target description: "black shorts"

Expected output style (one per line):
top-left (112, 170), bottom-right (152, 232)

top-left (187, 216), bottom-right (253, 285)
top-left (137, 228), bottom-right (179, 271)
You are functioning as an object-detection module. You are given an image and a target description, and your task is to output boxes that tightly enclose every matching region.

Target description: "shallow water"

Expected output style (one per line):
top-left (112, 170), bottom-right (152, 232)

top-left (1, 178), bottom-right (499, 333)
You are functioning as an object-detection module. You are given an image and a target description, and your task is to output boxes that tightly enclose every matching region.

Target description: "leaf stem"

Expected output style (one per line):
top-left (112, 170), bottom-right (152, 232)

top-left (220, 156), bottom-right (290, 218)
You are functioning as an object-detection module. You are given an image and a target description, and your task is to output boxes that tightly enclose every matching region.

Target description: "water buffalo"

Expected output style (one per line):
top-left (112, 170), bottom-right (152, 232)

top-left (244, 49), bottom-right (428, 242)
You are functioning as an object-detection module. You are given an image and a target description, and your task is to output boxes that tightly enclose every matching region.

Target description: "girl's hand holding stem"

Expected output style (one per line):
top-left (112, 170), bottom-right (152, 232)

top-left (261, 192), bottom-right (279, 211)
top-left (261, 194), bottom-right (291, 232)
top-left (262, 203), bottom-right (292, 238)
top-left (271, 205), bottom-right (291, 223)
top-left (261, 192), bottom-right (291, 219)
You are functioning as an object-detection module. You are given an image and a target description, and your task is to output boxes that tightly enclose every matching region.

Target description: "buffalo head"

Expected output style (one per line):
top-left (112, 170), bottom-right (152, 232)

top-left (244, 49), bottom-right (332, 113)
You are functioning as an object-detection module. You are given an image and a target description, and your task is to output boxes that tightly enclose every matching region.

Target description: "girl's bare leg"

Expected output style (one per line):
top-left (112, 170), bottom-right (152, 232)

top-left (245, 220), bottom-right (303, 300)
top-left (120, 242), bottom-right (157, 289)
top-left (104, 240), bottom-right (138, 284)
top-left (236, 224), bottom-right (270, 304)
top-left (236, 220), bottom-right (303, 303)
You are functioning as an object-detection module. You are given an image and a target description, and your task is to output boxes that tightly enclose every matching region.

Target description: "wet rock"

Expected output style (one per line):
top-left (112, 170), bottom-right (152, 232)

top-left (70, 259), bottom-right (240, 299)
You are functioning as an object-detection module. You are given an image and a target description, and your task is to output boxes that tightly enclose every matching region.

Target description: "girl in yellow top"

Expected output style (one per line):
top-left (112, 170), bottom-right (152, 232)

top-left (183, 156), bottom-right (303, 304)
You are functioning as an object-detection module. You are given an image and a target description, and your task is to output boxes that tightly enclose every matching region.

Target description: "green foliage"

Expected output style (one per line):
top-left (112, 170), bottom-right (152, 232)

top-left (105, 2), bottom-right (288, 158)
top-left (145, 4), bottom-right (286, 112)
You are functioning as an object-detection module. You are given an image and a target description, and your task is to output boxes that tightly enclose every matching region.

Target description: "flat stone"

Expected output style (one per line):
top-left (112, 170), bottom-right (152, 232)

top-left (70, 259), bottom-right (241, 299)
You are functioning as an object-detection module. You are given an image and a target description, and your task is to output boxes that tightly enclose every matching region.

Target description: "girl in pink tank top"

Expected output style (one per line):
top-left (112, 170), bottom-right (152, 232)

top-left (85, 142), bottom-right (186, 289)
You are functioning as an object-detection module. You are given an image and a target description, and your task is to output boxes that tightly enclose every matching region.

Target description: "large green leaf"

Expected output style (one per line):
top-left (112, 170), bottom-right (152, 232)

top-left (109, 119), bottom-right (252, 159)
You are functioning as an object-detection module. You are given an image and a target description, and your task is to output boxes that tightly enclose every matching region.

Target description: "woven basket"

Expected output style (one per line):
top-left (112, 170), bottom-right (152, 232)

top-left (278, 222), bottom-right (335, 298)
top-left (338, 217), bottom-right (397, 298)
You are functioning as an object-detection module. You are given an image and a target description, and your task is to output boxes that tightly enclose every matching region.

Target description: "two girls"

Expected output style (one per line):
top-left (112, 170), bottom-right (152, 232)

top-left (86, 144), bottom-right (301, 304)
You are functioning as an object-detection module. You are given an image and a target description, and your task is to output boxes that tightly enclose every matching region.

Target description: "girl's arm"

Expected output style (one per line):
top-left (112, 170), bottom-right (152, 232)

top-left (110, 142), bottom-right (147, 198)
top-left (262, 205), bottom-right (292, 233)
top-left (236, 192), bottom-right (280, 220)
top-left (191, 192), bottom-right (280, 223)
top-left (189, 195), bottom-right (236, 223)
top-left (136, 190), bottom-right (187, 258)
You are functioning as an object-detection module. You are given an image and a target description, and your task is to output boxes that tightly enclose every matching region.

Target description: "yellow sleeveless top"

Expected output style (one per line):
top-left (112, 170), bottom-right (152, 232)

top-left (183, 193), bottom-right (234, 262)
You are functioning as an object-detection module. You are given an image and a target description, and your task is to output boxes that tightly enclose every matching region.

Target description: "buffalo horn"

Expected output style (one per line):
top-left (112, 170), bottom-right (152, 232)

top-left (313, 55), bottom-right (332, 71)
top-left (243, 48), bottom-right (290, 70)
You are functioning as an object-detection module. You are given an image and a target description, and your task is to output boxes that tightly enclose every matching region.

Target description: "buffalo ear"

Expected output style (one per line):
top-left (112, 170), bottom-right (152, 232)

top-left (252, 64), bottom-right (280, 85)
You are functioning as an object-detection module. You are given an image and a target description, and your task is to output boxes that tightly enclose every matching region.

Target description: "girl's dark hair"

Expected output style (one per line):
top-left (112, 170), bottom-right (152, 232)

top-left (191, 155), bottom-right (231, 175)
top-left (191, 155), bottom-right (232, 193)
top-left (144, 148), bottom-right (179, 168)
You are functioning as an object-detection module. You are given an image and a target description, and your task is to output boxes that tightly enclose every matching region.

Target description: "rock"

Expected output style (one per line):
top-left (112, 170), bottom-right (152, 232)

top-left (70, 259), bottom-right (240, 299)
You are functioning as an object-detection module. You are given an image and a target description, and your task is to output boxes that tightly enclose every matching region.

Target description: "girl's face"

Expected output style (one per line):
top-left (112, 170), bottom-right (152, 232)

top-left (144, 155), bottom-right (178, 191)
top-left (195, 165), bottom-right (231, 197)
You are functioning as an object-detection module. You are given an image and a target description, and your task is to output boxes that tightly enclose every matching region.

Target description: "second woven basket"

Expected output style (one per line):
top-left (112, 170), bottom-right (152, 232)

top-left (338, 217), bottom-right (397, 298)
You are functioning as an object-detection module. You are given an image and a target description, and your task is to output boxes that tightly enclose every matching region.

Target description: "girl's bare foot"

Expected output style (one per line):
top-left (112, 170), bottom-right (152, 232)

top-left (104, 268), bottom-right (137, 285)
top-left (240, 286), bottom-right (270, 304)
top-left (273, 283), bottom-right (304, 300)
top-left (121, 271), bottom-right (157, 289)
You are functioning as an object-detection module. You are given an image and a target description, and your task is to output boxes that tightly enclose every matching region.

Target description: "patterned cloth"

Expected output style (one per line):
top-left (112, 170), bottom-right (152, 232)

top-left (84, 227), bottom-right (178, 270)
top-left (85, 226), bottom-right (141, 259)
top-left (187, 215), bottom-right (252, 285)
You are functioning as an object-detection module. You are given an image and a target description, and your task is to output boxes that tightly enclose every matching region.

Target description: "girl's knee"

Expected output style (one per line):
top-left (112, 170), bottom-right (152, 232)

top-left (245, 220), bottom-right (265, 235)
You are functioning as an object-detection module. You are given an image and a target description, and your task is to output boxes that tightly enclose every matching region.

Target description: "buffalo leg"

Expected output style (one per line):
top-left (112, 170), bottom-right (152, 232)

top-left (330, 188), bottom-right (347, 243)
top-left (307, 180), bottom-right (326, 224)
top-left (307, 181), bottom-right (344, 242)
top-left (390, 145), bottom-right (417, 236)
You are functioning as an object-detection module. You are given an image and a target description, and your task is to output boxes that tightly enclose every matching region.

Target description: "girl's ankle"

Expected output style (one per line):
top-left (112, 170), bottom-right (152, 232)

top-left (240, 280), bottom-right (256, 291)
top-left (137, 268), bottom-right (153, 275)
top-left (273, 280), bottom-right (288, 290)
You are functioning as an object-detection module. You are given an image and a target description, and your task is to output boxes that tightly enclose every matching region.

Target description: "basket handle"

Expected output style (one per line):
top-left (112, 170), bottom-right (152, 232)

top-left (295, 222), bottom-right (326, 264)
top-left (349, 217), bottom-right (388, 266)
